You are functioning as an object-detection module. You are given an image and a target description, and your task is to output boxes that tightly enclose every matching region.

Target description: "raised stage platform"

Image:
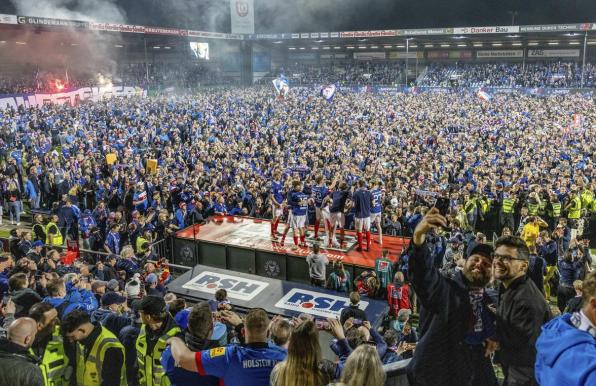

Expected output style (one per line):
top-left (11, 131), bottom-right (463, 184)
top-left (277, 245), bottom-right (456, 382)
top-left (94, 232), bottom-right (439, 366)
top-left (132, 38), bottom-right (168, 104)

top-left (172, 216), bottom-right (410, 284)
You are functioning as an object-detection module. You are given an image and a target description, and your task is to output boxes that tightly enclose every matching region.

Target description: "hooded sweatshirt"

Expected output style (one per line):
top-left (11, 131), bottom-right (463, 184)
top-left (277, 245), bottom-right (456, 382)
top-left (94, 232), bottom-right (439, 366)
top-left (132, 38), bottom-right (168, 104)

top-left (535, 313), bottom-right (596, 386)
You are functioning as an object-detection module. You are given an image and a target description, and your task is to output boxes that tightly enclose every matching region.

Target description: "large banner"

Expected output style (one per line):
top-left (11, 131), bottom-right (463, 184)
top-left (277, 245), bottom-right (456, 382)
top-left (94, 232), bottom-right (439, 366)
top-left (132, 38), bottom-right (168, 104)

top-left (527, 49), bottom-right (580, 58)
top-left (353, 51), bottom-right (386, 60)
top-left (427, 51), bottom-right (473, 59)
top-left (477, 50), bottom-right (524, 58)
top-left (230, 0), bottom-right (254, 34)
top-left (454, 25), bottom-right (519, 34)
top-left (0, 86), bottom-right (146, 110)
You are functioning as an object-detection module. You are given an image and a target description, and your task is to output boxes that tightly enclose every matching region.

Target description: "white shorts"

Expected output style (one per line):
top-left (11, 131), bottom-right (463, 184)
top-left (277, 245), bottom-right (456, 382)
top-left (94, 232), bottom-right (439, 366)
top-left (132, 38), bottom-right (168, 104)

top-left (370, 212), bottom-right (382, 224)
top-left (316, 207), bottom-right (331, 221)
top-left (330, 212), bottom-right (345, 228)
top-left (290, 214), bottom-right (307, 229)
top-left (355, 217), bottom-right (371, 232)
top-left (272, 204), bottom-right (284, 218)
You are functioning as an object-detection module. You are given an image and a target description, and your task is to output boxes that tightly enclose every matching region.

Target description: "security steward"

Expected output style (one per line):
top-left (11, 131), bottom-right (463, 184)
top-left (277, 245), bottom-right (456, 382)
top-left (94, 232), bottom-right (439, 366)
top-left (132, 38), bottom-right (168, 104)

top-left (134, 295), bottom-right (182, 386)
top-left (46, 214), bottom-right (63, 246)
top-left (29, 303), bottom-right (72, 386)
top-left (61, 309), bottom-right (125, 386)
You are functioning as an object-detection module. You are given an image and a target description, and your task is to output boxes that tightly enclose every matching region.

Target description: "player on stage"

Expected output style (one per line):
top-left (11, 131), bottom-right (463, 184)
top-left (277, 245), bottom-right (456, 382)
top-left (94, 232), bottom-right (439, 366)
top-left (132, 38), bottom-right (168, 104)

top-left (311, 175), bottom-right (332, 241)
top-left (370, 179), bottom-right (384, 245)
top-left (324, 180), bottom-right (352, 248)
top-left (287, 180), bottom-right (309, 249)
top-left (353, 179), bottom-right (373, 252)
top-left (269, 171), bottom-right (284, 240)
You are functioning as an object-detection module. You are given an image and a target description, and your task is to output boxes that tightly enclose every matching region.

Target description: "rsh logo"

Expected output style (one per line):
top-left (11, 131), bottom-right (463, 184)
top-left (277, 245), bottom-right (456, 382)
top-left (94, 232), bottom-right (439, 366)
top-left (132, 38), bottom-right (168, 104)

top-left (183, 271), bottom-right (269, 301)
top-left (275, 289), bottom-right (369, 318)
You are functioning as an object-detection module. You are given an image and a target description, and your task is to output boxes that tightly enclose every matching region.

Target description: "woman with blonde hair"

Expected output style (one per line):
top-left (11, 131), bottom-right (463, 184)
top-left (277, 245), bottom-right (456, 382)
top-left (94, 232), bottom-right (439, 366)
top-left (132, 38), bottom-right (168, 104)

top-left (336, 344), bottom-right (386, 386)
top-left (270, 320), bottom-right (333, 386)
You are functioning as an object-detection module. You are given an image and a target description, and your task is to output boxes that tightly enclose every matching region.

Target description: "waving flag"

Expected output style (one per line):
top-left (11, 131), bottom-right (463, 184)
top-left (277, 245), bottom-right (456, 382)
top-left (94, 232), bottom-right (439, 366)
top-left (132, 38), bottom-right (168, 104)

top-left (321, 84), bottom-right (337, 102)
top-left (272, 75), bottom-right (290, 97)
top-left (477, 89), bottom-right (491, 102)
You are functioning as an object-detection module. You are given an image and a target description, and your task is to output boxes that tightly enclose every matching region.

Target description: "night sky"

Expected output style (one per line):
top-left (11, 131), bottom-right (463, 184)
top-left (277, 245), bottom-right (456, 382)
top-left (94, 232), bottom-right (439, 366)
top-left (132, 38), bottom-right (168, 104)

top-left (0, 0), bottom-right (594, 33)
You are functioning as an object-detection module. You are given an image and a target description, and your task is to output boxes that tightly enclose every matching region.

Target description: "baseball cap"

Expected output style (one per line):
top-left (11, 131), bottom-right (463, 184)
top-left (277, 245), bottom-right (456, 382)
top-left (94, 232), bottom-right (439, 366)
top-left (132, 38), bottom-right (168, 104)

top-left (32, 240), bottom-right (44, 248)
top-left (101, 292), bottom-right (127, 307)
top-left (145, 273), bottom-right (158, 284)
top-left (133, 295), bottom-right (166, 315)
top-left (468, 243), bottom-right (495, 261)
top-left (107, 279), bottom-right (120, 292)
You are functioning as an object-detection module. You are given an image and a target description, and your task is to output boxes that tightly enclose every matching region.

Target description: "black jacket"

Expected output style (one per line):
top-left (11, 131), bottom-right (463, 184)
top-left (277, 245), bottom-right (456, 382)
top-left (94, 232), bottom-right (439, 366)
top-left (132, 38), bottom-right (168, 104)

top-left (496, 275), bottom-right (551, 367)
top-left (406, 241), bottom-right (496, 386)
top-left (0, 338), bottom-right (45, 386)
top-left (339, 305), bottom-right (367, 325)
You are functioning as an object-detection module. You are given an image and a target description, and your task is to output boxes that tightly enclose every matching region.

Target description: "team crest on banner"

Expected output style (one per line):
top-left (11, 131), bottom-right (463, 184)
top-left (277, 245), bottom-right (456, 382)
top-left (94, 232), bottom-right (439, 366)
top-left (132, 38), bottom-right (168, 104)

top-left (321, 84), bottom-right (336, 102)
top-left (236, 1), bottom-right (249, 17)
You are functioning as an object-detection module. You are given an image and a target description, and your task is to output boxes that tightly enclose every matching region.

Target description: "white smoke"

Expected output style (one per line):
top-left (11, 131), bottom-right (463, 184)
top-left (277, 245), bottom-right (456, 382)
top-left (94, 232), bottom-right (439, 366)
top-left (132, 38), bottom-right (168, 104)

top-left (10, 0), bottom-right (126, 23)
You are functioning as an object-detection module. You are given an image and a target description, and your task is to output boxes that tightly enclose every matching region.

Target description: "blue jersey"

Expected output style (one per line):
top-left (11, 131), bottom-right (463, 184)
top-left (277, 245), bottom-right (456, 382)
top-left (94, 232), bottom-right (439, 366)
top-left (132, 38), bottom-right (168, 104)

top-left (353, 188), bottom-right (373, 219)
top-left (270, 181), bottom-right (284, 205)
top-left (289, 191), bottom-right (309, 216)
top-left (311, 185), bottom-right (329, 208)
top-left (371, 188), bottom-right (383, 214)
top-left (195, 343), bottom-right (287, 386)
top-left (330, 190), bottom-right (352, 213)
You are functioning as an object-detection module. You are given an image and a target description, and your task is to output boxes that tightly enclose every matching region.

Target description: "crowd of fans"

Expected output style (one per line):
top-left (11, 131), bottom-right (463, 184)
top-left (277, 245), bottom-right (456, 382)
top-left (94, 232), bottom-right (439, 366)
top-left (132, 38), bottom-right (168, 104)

top-left (0, 83), bottom-right (594, 385)
top-left (418, 61), bottom-right (596, 88)
top-left (272, 62), bottom-right (405, 86)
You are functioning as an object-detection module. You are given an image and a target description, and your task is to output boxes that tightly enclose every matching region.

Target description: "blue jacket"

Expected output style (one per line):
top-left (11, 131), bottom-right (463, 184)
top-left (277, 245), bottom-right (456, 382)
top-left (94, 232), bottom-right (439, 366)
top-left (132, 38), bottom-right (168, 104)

top-left (24, 180), bottom-right (38, 198)
top-left (535, 313), bottom-right (596, 386)
top-left (43, 285), bottom-right (98, 318)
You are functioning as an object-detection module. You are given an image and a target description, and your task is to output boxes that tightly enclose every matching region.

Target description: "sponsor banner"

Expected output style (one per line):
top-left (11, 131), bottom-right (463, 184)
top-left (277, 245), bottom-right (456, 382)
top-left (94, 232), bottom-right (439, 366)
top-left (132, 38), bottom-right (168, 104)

top-left (477, 50), bottom-right (524, 58)
top-left (310, 33), bottom-right (319, 38)
top-left (188, 30), bottom-right (242, 39)
top-left (300, 33), bottom-right (309, 38)
top-left (334, 53), bottom-right (347, 59)
top-left (354, 51), bottom-right (386, 60)
top-left (427, 51), bottom-right (473, 59)
top-left (340, 30), bottom-right (397, 38)
top-left (230, 0), bottom-right (254, 34)
top-left (320, 32), bottom-right (329, 38)
top-left (0, 14), bottom-right (17, 24)
top-left (389, 51), bottom-right (424, 59)
top-left (291, 33), bottom-right (300, 38)
top-left (144, 26), bottom-right (186, 36)
top-left (182, 271), bottom-right (269, 301)
top-left (289, 52), bottom-right (317, 60)
top-left (90, 23), bottom-right (145, 34)
top-left (400, 28), bottom-right (450, 36)
top-left (520, 24), bottom-right (582, 32)
top-left (275, 288), bottom-right (369, 318)
top-left (528, 49), bottom-right (580, 58)
top-left (454, 25), bottom-right (519, 34)
top-left (0, 85), bottom-right (146, 110)
top-left (17, 15), bottom-right (88, 28)
top-left (320, 54), bottom-right (333, 59)
top-left (330, 32), bottom-right (339, 38)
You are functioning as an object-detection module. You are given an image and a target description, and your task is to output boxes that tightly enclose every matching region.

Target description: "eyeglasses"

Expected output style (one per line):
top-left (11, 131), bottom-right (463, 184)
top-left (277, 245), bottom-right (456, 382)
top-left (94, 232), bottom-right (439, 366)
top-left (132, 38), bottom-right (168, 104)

top-left (493, 254), bottom-right (526, 264)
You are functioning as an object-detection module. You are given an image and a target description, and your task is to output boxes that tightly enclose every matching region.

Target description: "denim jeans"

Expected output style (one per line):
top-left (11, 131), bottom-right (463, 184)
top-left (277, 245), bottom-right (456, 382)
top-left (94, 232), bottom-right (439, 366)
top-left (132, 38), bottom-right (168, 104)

top-left (8, 201), bottom-right (20, 223)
